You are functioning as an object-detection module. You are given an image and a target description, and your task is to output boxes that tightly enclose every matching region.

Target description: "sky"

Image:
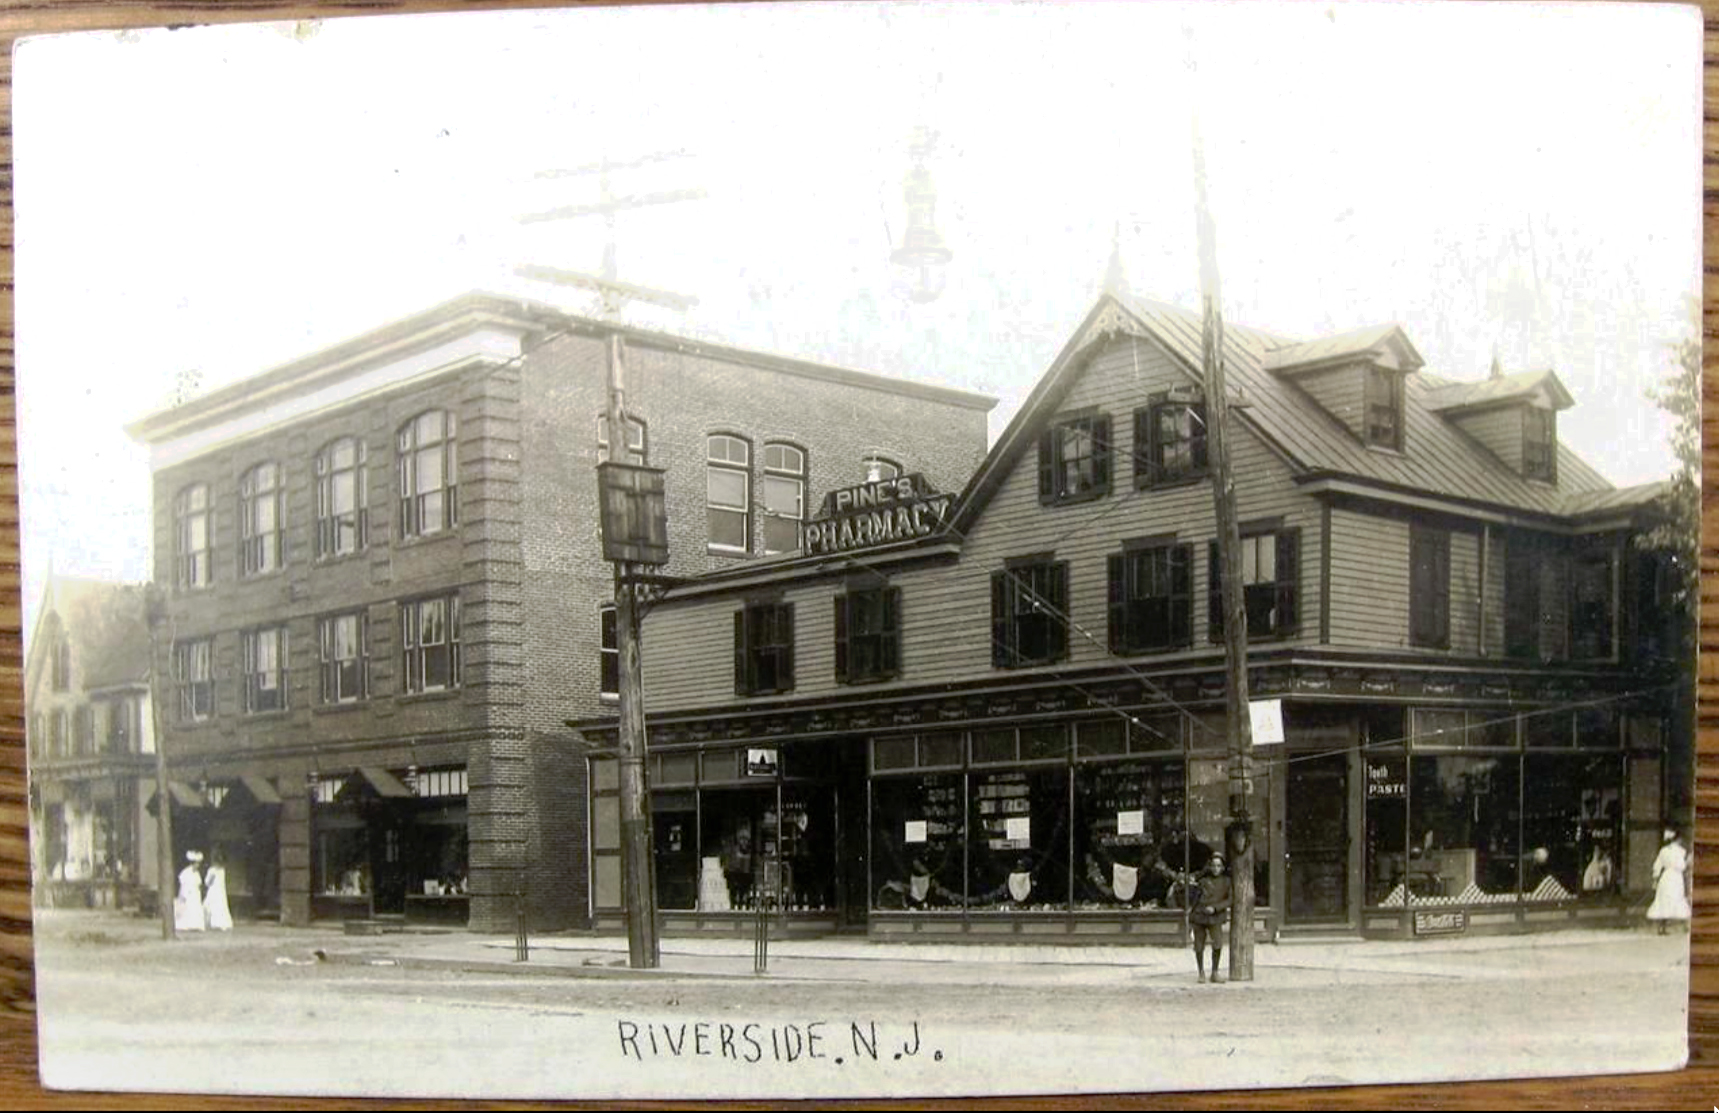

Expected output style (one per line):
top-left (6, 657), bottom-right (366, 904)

top-left (13, 0), bottom-right (1703, 640)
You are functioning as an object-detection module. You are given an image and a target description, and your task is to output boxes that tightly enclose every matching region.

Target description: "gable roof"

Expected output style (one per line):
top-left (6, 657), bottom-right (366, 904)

top-left (1421, 369), bottom-right (1577, 414)
top-left (26, 576), bottom-right (151, 698)
top-left (951, 293), bottom-right (1657, 535)
top-left (1263, 322), bottom-right (1425, 374)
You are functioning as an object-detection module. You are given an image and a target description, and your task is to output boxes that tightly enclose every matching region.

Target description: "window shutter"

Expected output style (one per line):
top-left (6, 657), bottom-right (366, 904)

top-left (1277, 529), bottom-right (1301, 634)
top-left (1208, 541), bottom-right (1224, 640)
top-left (991, 571), bottom-right (1010, 667)
top-left (833, 595), bottom-right (849, 683)
top-left (733, 610), bottom-right (748, 695)
top-left (1093, 415), bottom-right (1114, 493)
top-left (1049, 562), bottom-right (1070, 661)
top-left (1173, 543), bottom-right (1194, 646)
top-left (881, 587), bottom-right (901, 677)
top-left (1132, 410), bottom-right (1151, 486)
top-left (1107, 553), bottom-right (1127, 654)
top-left (780, 603), bottom-right (796, 689)
top-left (1036, 431), bottom-right (1055, 503)
top-left (1434, 535), bottom-right (1450, 647)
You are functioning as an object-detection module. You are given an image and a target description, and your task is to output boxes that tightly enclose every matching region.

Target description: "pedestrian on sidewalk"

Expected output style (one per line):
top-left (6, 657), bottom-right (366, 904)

top-left (174, 851), bottom-right (206, 934)
top-left (1646, 827), bottom-right (1691, 935)
top-left (203, 853), bottom-right (233, 932)
top-left (1189, 853), bottom-right (1231, 984)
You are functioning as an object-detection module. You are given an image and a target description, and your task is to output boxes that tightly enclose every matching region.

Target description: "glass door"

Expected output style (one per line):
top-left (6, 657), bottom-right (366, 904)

top-left (1285, 752), bottom-right (1349, 923)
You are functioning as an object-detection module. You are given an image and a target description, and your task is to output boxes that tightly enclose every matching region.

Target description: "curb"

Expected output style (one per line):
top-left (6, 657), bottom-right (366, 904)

top-left (316, 949), bottom-right (828, 984)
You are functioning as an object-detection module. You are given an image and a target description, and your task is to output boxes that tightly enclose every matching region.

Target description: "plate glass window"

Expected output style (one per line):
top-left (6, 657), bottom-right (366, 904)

top-left (398, 410), bottom-right (459, 538)
top-left (315, 438), bottom-right (368, 558)
top-left (707, 435), bottom-right (751, 553)
top-left (762, 443), bottom-right (806, 554)
top-left (239, 462), bottom-right (284, 576)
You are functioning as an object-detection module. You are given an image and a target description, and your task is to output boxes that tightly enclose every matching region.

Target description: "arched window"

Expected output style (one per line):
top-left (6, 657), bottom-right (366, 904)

top-left (762, 442), bottom-right (807, 555)
top-left (174, 483), bottom-right (212, 588)
top-left (596, 414), bottom-right (648, 465)
top-left (863, 455), bottom-right (902, 482)
top-left (315, 437), bottom-right (369, 558)
top-left (239, 462), bottom-right (284, 577)
top-left (707, 434), bottom-right (751, 553)
top-left (398, 410), bottom-right (459, 538)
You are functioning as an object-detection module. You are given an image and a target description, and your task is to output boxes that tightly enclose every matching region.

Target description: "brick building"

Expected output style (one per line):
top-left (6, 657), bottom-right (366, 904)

top-left (25, 573), bottom-right (157, 911)
top-left (579, 292), bottom-right (1683, 943)
top-left (125, 292), bottom-right (994, 931)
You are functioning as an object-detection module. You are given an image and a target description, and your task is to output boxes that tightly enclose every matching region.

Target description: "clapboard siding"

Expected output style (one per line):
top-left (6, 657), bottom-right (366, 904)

top-left (1452, 407), bottom-right (1523, 473)
top-left (1327, 508), bottom-right (1485, 654)
top-left (641, 333), bottom-right (1324, 711)
top-left (1293, 364), bottom-right (1366, 441)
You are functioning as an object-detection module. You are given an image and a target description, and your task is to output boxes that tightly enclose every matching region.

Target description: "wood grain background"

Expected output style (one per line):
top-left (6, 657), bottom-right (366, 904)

top-left (0, 1), bottom-right (1711, 1108)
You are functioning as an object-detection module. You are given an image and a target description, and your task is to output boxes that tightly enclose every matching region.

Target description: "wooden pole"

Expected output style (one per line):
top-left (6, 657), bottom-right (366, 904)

top-left (145, 589), bottom-right (176, 941)
top-left (607, 333), bottom-right (660, 969)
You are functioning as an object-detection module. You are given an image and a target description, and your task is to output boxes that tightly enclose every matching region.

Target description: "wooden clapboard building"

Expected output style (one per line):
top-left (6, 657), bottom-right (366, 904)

top-left (579, 292), bottom-right (1683, 942)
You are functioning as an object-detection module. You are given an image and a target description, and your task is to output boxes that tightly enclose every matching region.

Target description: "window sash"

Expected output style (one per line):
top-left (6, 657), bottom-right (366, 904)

top-left (736, 603), bottom-right (795, 694)
top-left (836, 588), bottom-right (900, 683)
top-left (1039, 416), bottom-right (1113, 502)
top-left (319, 613), bottom-right (368, 703)
top-left (1209, 532), bottom-right (1299, 639)
top-left (176, 640), bottom-right (214, 722)
top-left (176, 486), bottom-right (212, 588)
top-left (398, 414), bottom-right (458, 537)
top-left (1523, 409), bottom-right (1557, 481)
top-left (402, 596), bottom-right (461, 693)
top-left (243, 628), bottom-right (287, 713)
top-left (317, 440), bottom-right (368, 557)
top-left (992, 563), bottom-right (1069, 666)
top-left (1365, 369), bottom-right (1402, 448)
top-left (1109, 545), bottom-right (1193, 652)
top-left (599, 606), bottom-right (619, 697)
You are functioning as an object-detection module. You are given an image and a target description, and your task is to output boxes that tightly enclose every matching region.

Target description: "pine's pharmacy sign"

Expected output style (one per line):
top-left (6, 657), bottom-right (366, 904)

top-left (801, 474), bottom-right (954, 556)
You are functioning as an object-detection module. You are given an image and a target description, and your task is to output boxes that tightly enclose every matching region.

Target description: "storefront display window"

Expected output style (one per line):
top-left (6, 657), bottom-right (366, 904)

top-left (872, 773), bottom-right (965, 911)
top-left (1521, 754), bottom-right (1622, 902)
top-left (315, 822), bottom-right (369, 897)
top-left (1407, 755), bottom-right (1520, 904)
top-left (1364, 752), bottom-right (1411, 906)
top-left (967, 767), bottom-right (1070, 910)
top-left (700, 787), bottom-right (774, 911)
top-left (1072, 759), bottom-right (1184, 909)
top-left (653, 790), bottom-right (698, 911)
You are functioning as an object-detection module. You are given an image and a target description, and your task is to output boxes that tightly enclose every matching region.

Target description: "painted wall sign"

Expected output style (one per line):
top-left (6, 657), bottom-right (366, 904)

top-left (1412, 909), bottom-right (1468, 936)
top-left (801, 473), bottom-right (954, 556)
top-left (745, 748), bottom-right (779, 777)
top-left (1366, 761), bottom-right (1407, 798)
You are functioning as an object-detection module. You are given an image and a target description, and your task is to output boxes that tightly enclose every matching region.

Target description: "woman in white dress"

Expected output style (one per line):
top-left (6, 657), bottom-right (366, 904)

top-left (174, 852), bottom-right (206, 933)
top-left (1647, 827), bottom-right (1691, 934)
top-left (203, 856), bottom-right (233, 932)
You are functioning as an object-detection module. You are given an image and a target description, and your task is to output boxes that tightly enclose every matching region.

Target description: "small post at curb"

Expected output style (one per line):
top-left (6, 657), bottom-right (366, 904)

top-left (514, 885), bottom-right (530, 963)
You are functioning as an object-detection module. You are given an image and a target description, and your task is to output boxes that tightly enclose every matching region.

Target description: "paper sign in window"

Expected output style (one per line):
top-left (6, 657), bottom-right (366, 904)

top-left (904, 820), bottom-right (928, 844)
top-left (1117, 810), bottom-right (1145, 836)
top-left (1005, 816), bottom-right (1031, 842)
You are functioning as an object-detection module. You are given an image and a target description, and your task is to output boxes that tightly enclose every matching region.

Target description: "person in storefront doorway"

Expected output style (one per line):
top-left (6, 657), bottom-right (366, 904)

top-left (1188, 853), bottom-right (1231, 984)
top-left (721, 824), bottom-right (755, 909)
top-left (1647, 827), bottom-right (1691, 935)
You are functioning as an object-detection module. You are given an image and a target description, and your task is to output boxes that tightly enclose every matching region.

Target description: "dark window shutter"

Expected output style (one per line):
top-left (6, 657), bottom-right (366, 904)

top-left (734, 610), bottom-right (748, 695)
top-left (1173, 543), bottom-right (1194, 646)
top-left (1050, 562), bottom-right (1070, 660)
top-left (882, 587), bottom-right (901, 676)
top-left (1434, 537), bottom-right (1450, 647)
top-left (991, 571), bottom-right (1010, 667)
top-left (833, 595), bottom-right (849, 683)
top-left (1277, 529), bottom-right (1301, 634)
top-left (781, 603), bottom-right (795, 689)
top-left (1093, 415), bottom-right (1114, 494)
top-left (1037, 431), bottom-right (1055, 503)
top-left (1132, 410), bottom-right (1151, 486)
top-left (1107, 553), bottom-right (1127, 654)
top-left (1208, 541), bottom-right (1224, 641)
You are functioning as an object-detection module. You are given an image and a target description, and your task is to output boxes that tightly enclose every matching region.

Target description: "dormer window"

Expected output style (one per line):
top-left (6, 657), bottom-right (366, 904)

top-left (1522, 408), bottom-right (1556, 483)
top-left (1364, 367), bottom-right (1403, 451)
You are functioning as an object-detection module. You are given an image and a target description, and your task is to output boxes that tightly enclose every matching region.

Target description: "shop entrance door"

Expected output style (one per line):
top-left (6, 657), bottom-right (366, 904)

top-left (1285, 752), bottom-right (1349, 923)
top-left (371, 819), bottom-right (407, 916)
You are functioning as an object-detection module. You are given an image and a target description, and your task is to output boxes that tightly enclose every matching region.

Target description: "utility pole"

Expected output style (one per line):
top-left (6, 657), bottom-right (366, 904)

top-left (518, 152), bottom-right (702, 970)
top-left (1189, 40), bottom-right (1256, 982)
top-left (143, 585), bottom-right (176, 941)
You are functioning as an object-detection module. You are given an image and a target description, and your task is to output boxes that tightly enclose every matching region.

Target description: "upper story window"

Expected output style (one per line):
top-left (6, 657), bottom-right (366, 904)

top-left (73, 705), bottom-right (94, 754)
top-left (1570, 545), bottom-right (1615, 660)
top-left (318, 611), bottom-right (370, 705)
top-left (707, 434), bottom-right (752, 553)
top-left (991, 558), bottom-right (1069, 667)
top-left (401, 594), bottom-right (462, 694)
top-left (1364, 367), bottom-right (1404, 451)
top-left (105, 696), bottom-right (137, 753)
top-left (398, 410), bottom-right (459, 539)
top-left (174, 483), bottom-right (213, 589)
top-left (50, 631), bottom-right (70, 692)
top-left (315, 438), bottom-right (369, 559)
top-left (734, 601), bottom-right (795, 695)
top-left (762, 443), bottom-right (806, 555)
top-left (863, 456), bottom-right (902, 482)
top-left (835, 586), bottom-right (901, 684)
top-left (599, 605), bottom-right (619, 700)
top-left (1409, 524), bottom-right (1451, 649)
top-left (1209, 529), bottom-right (1300, 640)
top-left (239, 462), bottom-right (284, 577)
top-left (174, 637), bottom-right (215, 723)
top-left (1135, 397), bottom-right (1208, 486)
top-left (1037, 413), bottom-right (1113, 505)
top-left (596, 415), bottom-right (648, 465)
top-left (1108, 542), bottom-right (1194, 654)
top-left (242, 625), bottom-right (289, 714)
top-left (1523, 408), bottom-right (1557, 483)
top-left (1504, 536), bottom-right (1541, 659)
top-left (52, 710), bottom-right (68, 756)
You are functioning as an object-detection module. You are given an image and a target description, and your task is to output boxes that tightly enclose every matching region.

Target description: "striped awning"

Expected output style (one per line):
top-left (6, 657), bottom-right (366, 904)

top-left (358, 766), bottom-right (414, 799)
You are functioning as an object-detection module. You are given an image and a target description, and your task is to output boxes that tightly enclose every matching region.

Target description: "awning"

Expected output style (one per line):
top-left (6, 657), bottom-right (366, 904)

top-left (240, 774), bottom-right (282, 805)
top-left (143, 781), bottom-right (208, 813)
top-left (358, 766), bottom-right (414, 799)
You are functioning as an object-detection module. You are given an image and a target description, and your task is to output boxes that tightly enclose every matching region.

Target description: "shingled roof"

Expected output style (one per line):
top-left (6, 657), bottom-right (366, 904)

top-left (1421, 369), bottom-right (1577, 414)
top-left (28, 576), bottom-right (151, 695)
